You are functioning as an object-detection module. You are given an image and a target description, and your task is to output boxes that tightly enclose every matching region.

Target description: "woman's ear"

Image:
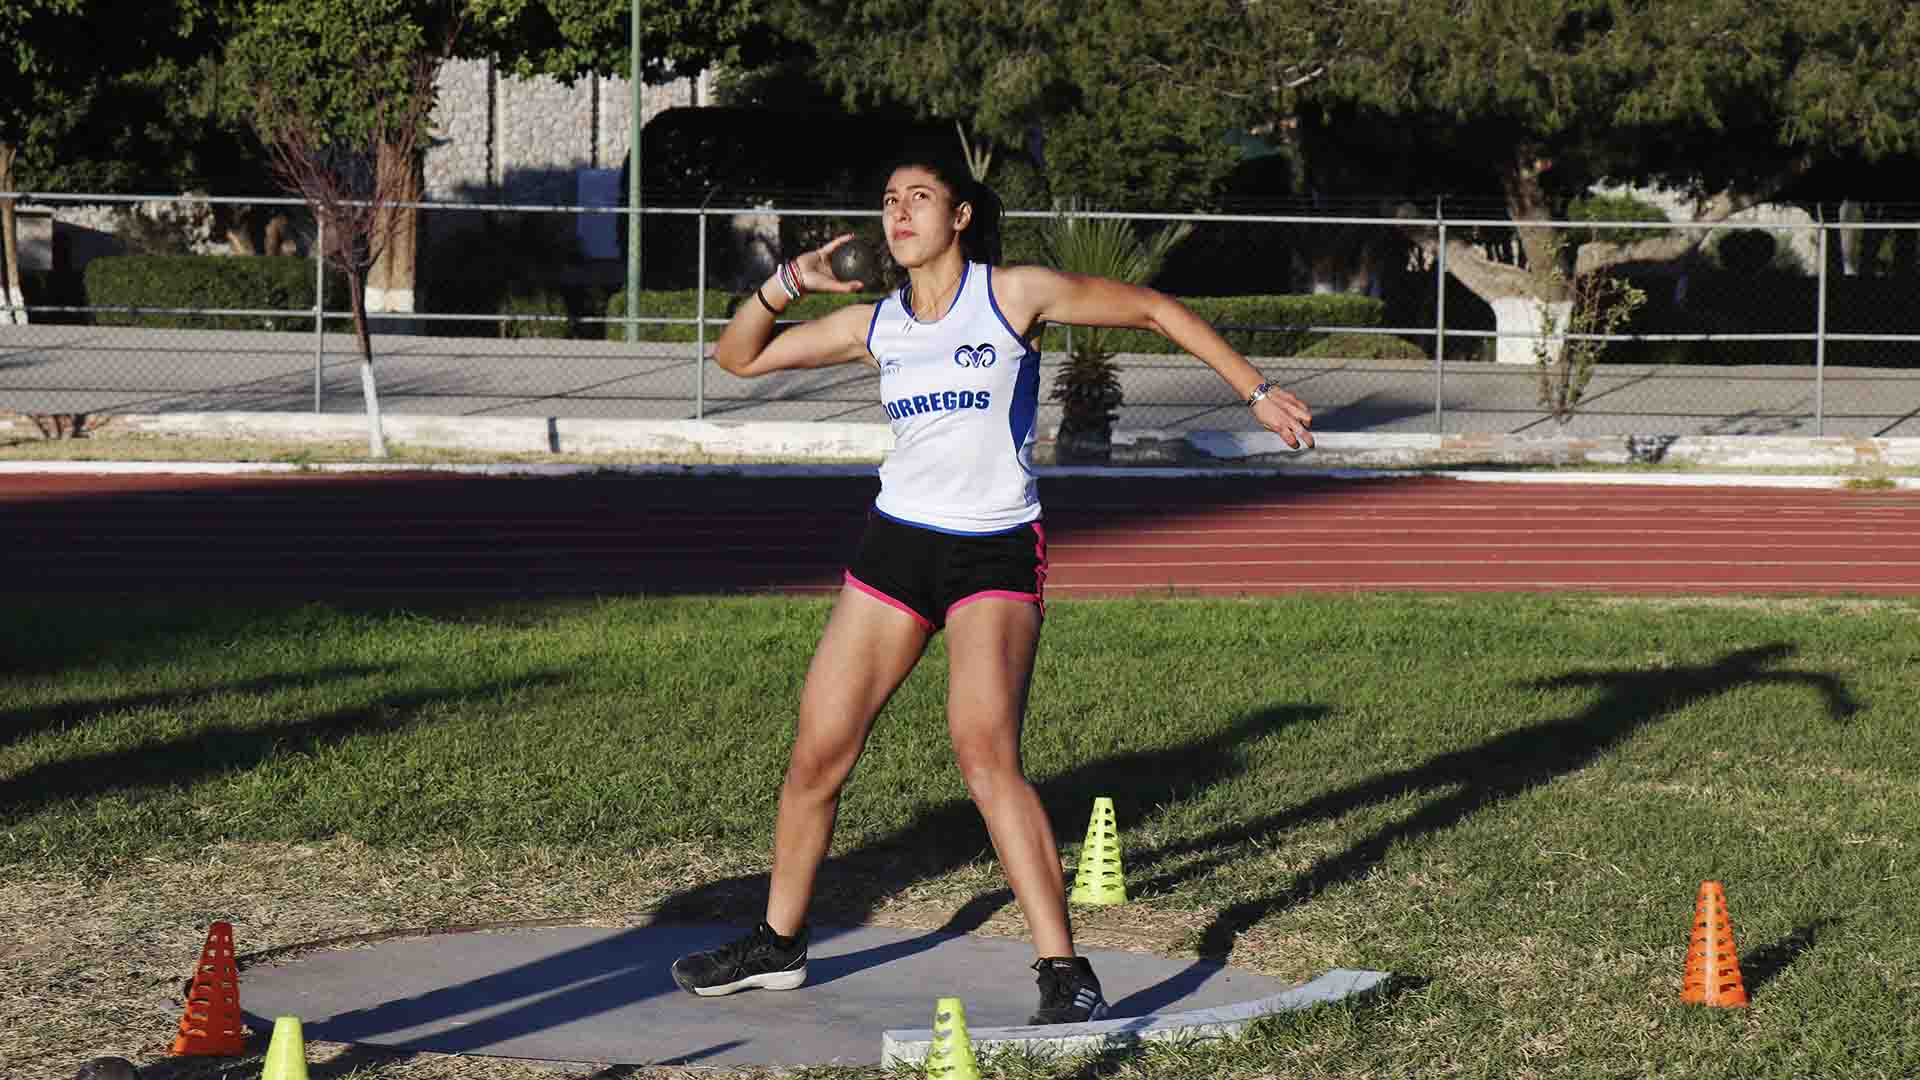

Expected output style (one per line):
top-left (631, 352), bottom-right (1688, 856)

top-left (953, 200), bottom-right (973, 231)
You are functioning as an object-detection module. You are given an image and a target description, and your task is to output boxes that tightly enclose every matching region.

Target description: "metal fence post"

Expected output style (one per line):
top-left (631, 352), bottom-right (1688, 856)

top-left (1815, 213), bottom-right (1828, 437)
top-left (1434, 200), bottom-right (1447, 434)
top-left (696, 205), bottom-right (707, 420)
top-left (313, 217), bottom-right (325, 413)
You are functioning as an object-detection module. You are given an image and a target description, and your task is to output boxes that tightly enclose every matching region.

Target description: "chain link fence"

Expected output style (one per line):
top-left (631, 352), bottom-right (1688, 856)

top-left (3, 192), bottom-right (1918, 437)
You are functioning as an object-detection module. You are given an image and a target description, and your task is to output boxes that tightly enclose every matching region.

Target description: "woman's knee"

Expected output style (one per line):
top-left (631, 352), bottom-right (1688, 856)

top-left (953, 743), bottom-right (1026, 803)
top-left (783, 739), bottom-right (860, 799)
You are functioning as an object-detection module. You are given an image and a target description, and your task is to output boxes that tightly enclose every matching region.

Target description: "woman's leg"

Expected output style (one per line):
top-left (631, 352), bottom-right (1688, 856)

top-left (765, 584), bottom-right (931, 936)
top-left (940, 597), bottom-right (1073, 957)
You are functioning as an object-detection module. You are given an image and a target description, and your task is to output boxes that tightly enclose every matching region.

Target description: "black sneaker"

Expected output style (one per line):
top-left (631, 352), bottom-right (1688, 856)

top-left (671, 922), bottom-right (808, 997)
top-left (1028, 956), bottom-right (1110, 1024)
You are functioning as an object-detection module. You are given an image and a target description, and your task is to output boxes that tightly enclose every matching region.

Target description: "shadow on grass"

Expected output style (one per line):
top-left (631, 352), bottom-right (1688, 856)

top-left (0, 672), bottom-right (567, 820)
top-left (0, 665), bottom-right (383, 751)
top-left (255, 703), bottom-right (1316, 1059)
top-left (1743, 917), bottom-right (1840, 995)
top-left (214, 645), bottom-right (1855, 1059)
top-left (650, 703), bottom-right (1327, 930)
top-left (0, 601), bottom-right (304, 680)
top-left (1121, 643), bottom-right (1856, 960)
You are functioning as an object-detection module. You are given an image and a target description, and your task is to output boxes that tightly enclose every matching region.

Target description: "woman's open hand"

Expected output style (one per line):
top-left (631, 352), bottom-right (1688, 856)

top-left (792, 235), bottom-right (868, 295)
top-left (1253, 388), bottom-right (1314, 451)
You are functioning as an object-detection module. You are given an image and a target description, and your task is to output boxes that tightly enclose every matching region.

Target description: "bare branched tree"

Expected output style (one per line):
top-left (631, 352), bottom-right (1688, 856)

top-left (235, 0), bottom-right (460, 457)
top-left (254, 54), bottom-right (438, 458)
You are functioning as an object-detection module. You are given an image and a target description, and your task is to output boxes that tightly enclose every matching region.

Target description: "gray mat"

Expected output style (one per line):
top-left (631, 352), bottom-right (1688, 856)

top-left (242, 922), bottom-right (1298, 1067)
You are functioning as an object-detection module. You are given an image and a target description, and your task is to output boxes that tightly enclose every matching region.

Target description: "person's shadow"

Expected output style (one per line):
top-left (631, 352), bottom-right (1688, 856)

top-left (278, 703), bottom-right (1322, 1055)
top-left (1119, 643), bottom-right (1856, 959)
top-left (650, 703), bottom-right (1325, 930)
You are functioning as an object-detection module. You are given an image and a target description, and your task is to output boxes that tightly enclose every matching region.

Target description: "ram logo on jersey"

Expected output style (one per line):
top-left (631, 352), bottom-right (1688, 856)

top-left (953, 343), bottom-right (997, 368)
top-left (885, 388), bottom-right (993, 420)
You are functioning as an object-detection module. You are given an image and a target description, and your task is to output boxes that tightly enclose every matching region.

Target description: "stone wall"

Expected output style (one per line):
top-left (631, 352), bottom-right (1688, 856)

top-left (425, 59), bottom-right (708, 203)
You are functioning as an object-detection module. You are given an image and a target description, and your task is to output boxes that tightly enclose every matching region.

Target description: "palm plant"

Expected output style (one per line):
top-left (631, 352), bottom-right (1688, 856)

top-left (1042, 213), bottom-right (1191, 462)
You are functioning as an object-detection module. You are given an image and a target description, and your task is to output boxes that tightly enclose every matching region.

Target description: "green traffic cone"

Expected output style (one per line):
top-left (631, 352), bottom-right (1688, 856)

top-left (1068, 796), bottom-right (1128, 905)
top-left (262, 1016), bottom-right (308, 1080)
top-left (925, 997), bottom-right (980, 1080)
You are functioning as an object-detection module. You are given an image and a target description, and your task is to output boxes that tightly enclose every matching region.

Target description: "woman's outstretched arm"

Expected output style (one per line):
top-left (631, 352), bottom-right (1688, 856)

top-left (995, 265), bottom-right (1314, 448)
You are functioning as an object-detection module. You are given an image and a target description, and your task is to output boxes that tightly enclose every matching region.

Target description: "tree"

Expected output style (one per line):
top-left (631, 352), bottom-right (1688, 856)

top-left (230, 0), bottom-right (458, 457)
top-left (1170, 1), bottom-right (1920, 363)
top-left (467, 0), bottom-right (776, 83)
top-left (774, 1), bottom-right (1241, 210)
top-left (1043, 215), bottom-right (1191, 463)
top-left (0, 1), bottom-right (227, 321)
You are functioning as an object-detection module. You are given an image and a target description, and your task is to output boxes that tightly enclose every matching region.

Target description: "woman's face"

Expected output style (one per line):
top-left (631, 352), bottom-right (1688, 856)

top-left (882, 166), bottom-right (970, 268)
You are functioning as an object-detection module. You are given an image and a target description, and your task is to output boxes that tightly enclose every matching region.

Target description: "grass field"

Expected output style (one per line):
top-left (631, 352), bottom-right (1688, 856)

top-left (4, 594), bottom-right (1918, 1079)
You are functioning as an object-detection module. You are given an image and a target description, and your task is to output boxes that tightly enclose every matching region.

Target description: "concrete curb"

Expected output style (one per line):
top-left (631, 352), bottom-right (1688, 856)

top-left (4, 459), bottom-right (1916, 489)
top-left (880, 967), bottom-right (1393, 1066)
top-left (36, 411), bottom-right (1920, 470)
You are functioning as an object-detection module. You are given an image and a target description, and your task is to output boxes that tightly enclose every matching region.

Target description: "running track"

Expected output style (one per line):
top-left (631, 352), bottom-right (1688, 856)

top-left (5, 470), bottom-right (1920, 596)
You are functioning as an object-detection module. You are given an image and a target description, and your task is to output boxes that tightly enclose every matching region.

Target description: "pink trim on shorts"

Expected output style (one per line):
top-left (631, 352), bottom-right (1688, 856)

top-left (844, 571), bottom-right (935, 632)
top-left (1031, 522), bottom-right (1048, 605)
top-left (947, 524), bottom-right (1049, 620)
top-left (946, 589), bottom-right (1044, 620)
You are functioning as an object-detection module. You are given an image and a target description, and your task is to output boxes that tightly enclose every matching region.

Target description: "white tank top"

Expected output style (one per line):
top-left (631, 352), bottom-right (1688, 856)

top-left (866, 262), bottom-right (1042, 534)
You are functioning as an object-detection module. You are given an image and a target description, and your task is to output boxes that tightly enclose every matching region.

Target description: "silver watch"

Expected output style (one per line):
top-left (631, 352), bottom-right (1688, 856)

top-left (1245, 381), bottom-right (1272, 407)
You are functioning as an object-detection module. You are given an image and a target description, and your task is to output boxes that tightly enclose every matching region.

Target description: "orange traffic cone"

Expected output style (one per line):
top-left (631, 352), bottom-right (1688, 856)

top-left (172, 921), bottom-right (246, 1055)
top-left (1680, 881), bottom-right (1749, 1008)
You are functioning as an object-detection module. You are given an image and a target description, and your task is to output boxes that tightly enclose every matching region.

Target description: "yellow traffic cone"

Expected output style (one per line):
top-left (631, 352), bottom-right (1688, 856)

top-left (925, 997), bottom-right (980, 1080)
top-left (1068, 796), bottom-right (1127, 905)
top-left (262, 1015), bottom-right (309, 1080)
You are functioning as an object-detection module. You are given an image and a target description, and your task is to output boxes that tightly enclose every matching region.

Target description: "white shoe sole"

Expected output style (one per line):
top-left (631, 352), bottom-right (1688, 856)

top-left (688, 964), bottom-right (807, 997)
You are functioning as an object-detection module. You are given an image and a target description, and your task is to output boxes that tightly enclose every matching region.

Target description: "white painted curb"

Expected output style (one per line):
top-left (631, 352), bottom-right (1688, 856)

top-left (27, 411), bottom-right (1920, 470)
top-left (2, 459), bottom-right (1916, 490)
top-left (879, 967), bottom-right (1392, 1066)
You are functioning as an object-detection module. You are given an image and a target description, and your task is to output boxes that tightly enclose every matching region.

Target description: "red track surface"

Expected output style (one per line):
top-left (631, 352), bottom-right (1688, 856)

top-left (6, 470), bottom-right (1920, 596)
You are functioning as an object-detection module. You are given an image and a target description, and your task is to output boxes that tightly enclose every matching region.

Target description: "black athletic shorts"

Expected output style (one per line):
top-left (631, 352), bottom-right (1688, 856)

top-left (844, 511), bottom-right (1048, 631)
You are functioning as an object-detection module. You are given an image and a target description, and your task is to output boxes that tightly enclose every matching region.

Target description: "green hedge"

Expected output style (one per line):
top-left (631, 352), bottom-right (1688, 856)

top-left (83, 255), bottom-right (344, 331)
top-left (1299, 330), bottom-right (1430, 361)
top-left (499, 289), bottom-right (573, 339)
top-left (603, 289), bottom-right (885, 342)
top-left (606, 289), bottom-right (1384, 356)
top-left (1036, 294), bottom-right (1386, 356)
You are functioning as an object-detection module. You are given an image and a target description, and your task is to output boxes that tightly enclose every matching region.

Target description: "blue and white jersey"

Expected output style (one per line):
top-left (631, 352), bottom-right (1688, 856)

top-left (866, 262), bottom-right (1042, 534)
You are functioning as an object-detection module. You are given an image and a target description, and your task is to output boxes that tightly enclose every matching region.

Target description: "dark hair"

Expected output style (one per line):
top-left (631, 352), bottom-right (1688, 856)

top-left (884, 154), bottom-right (1004, 266)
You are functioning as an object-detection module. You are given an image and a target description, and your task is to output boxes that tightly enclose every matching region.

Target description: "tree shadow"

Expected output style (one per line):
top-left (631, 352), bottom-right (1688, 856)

top-left (1114, 643), bottom-right (1854, 959)
top-left (1, 665), bottom-right (383, 751)
top-left (0, 672), bottom-right (568, 819)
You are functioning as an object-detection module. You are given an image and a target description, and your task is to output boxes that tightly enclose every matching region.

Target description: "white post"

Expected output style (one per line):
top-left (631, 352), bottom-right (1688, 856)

top-left (696, 204), bottom-right (707, 419)
top-left (1815, 215), bottom-right (1828, 437)
top-left (313, 217), bottom-right (326, 412)
top-left (1434, 202), bottom-right (1446, 433)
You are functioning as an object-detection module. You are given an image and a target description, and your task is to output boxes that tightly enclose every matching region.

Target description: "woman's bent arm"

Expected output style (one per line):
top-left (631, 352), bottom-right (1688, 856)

top-left (713, 234), bottom-right (875, 378)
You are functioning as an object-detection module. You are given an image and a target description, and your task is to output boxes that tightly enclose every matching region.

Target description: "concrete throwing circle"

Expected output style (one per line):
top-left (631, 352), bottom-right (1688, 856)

top-left (240, 921), bottom-right (1378, 1067)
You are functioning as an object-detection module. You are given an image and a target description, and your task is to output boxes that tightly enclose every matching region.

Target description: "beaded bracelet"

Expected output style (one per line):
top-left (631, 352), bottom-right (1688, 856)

top-left (776, 259), bottom-right (805, 302)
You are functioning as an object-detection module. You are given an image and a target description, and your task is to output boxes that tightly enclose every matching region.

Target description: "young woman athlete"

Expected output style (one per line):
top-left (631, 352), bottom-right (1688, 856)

top-left (670, 157), bottom-right (1314, 1024)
